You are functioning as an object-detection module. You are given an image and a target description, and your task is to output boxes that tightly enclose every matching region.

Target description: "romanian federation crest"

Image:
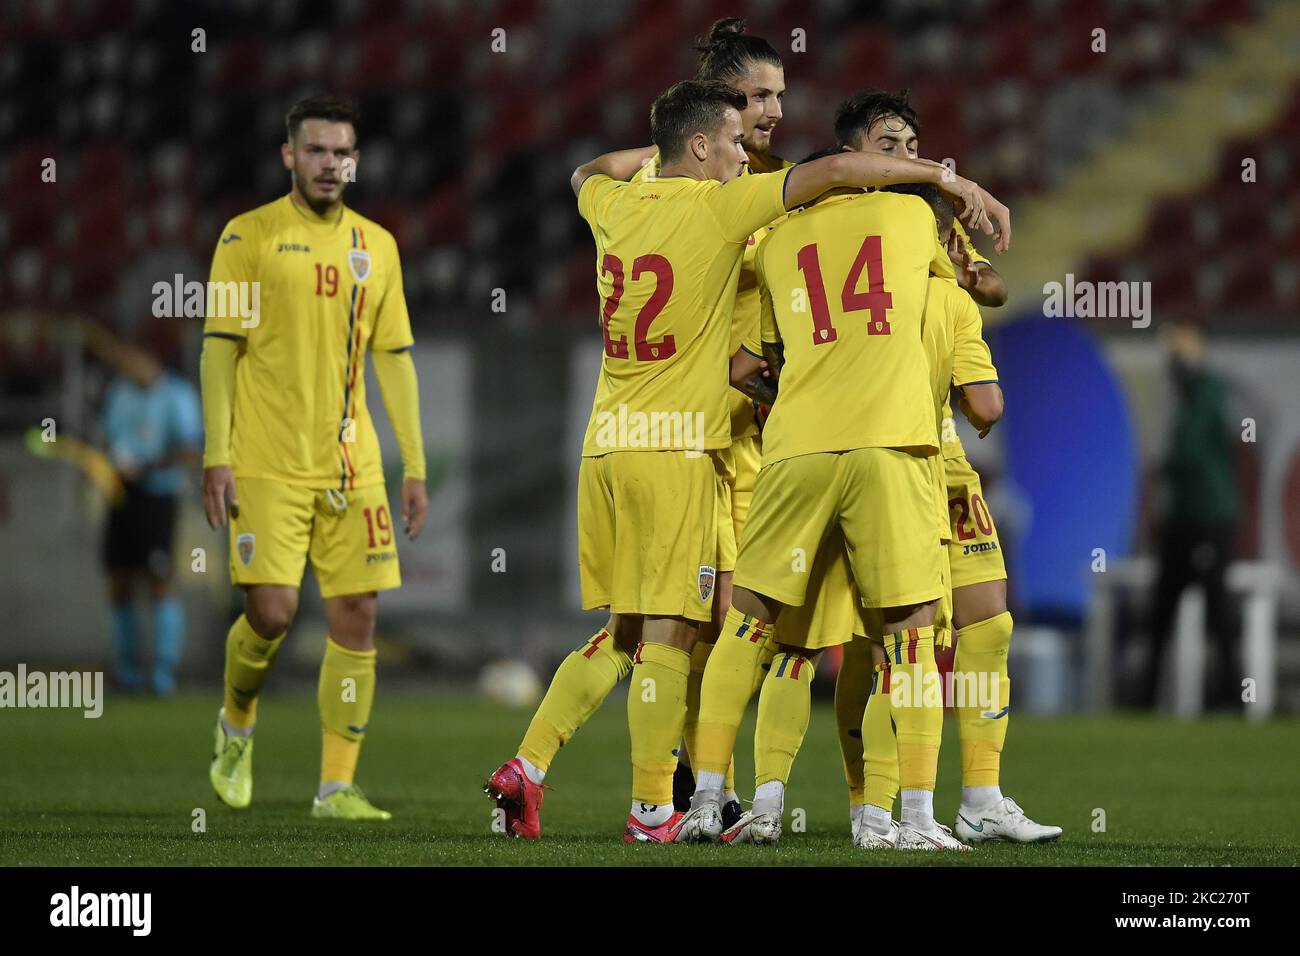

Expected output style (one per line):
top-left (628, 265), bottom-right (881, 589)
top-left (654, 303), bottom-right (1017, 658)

top-left (347, 249), bottom-right (372, 282)
top-left (698, 565), bottom-right (716, 603)
top-left (236, 533), bottom-right (256, 567)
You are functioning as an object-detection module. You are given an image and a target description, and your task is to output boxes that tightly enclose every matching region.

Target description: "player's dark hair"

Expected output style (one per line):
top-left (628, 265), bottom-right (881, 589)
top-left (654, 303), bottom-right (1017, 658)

top-left (285, 94), bottom-right (360, 143)
top-left (834, 88), bottom-right (920, 149)
top-left (650, 80), bottom-right (749, 161)
top-left (799, 146), bottom-right (844, 164)
top-left (883, 183), bottom-right (954, 236)
top-left (695, 17), bottom-right (782, 83)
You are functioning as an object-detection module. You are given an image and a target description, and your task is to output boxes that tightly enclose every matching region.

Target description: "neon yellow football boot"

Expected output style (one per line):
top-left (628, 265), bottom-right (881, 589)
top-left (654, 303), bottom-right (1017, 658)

top-left (311, 784), bottom-right (392, 821)
top-left (209, 709), bottom-right (253, 809)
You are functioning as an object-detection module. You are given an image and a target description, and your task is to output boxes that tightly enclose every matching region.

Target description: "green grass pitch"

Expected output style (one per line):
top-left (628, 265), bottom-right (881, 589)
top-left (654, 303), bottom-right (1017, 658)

top-left (2, 692), bottom-right (1298, 866)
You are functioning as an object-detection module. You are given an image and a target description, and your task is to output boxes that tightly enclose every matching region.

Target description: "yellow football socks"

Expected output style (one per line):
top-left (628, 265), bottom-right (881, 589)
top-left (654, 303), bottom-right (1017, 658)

top-left (834, 638), bottom-right (873, 806)
top-left (695, 607), bottom-right (770, 781)
top-left (683, 639), bottom-right (737, 795)
top-left (318, 637), bottom-right (376, 786)
top-left (887, 625), bottom-right (942, 794)
top-left (628, 641), bottom-right (691, 806)
top-left (864, 660), bottom-right (900, 811)
top-left (954, 611), bottom-right (1013, 789)
top-left (518, 628), bottom-right (632, 774)
top-left (754, 649), bottom-right (815, 787)
top-left (222, 614), bottom-right (285, 730)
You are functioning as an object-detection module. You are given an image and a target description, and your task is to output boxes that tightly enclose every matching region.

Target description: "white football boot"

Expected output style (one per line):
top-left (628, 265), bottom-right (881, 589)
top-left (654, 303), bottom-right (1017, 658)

top-left (954, 796), bottom-right (1062, 844)
top-left (720, 809), bottom-right (781, 845)
top-left (673, 791), bottom-right (725, 843)
top-left (854, 817), bottom-right (901, 849)
top-left (896, 820), bottom-right (973, 852)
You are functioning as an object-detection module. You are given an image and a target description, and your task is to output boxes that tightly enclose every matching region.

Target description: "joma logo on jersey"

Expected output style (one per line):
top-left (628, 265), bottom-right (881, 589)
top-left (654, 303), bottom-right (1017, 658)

top-left (276, 242), bottom-right (312, 253)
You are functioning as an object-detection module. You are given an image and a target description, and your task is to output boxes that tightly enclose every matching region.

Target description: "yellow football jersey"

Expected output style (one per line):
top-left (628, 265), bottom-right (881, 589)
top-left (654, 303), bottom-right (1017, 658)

top-left (205, 195), bottom-right (413, 490)
top-left (753, 190), bottom-right (947, 464)
top-left (731, 151), bottom-right (795, 439)
top-left (921, 278), bottom-right (998, 460)
top-left (577, 169), bottom-right (790, 457)
top-left (632, 152), bottom-right (794, 441)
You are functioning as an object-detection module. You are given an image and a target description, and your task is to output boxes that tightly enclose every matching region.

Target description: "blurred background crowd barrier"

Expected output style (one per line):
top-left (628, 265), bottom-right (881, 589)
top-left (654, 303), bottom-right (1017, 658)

top-left (2, 0), bottom-right (1298, 716)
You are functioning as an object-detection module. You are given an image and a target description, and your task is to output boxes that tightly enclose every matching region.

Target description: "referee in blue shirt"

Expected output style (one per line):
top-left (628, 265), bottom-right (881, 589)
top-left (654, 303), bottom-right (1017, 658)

top-left (97, 333), bottom-right (202, 694)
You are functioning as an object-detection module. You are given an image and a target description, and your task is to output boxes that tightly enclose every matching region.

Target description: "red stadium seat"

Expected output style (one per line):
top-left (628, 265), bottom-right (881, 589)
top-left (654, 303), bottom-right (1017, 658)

top-left (1218, 257), bottom-right (1278, 313)
top-left (72, 144), bottom-right (130, 204)
top-left (204, 36), bottom-right (268, 92)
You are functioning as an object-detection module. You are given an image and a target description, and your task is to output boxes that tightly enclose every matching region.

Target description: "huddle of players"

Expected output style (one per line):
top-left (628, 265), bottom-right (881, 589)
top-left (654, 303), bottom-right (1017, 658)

top-left (487, 19), bottom-right (1061, 850)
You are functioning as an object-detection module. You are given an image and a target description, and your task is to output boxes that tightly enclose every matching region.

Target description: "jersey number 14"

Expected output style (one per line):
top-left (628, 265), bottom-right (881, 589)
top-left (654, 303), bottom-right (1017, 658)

top-left (796, 235), bottom-right (893, 344)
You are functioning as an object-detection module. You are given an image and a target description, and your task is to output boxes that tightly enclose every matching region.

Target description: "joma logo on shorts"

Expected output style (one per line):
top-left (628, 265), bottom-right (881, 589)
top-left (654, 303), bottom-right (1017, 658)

top-left (365, 551), bottom-right (397, 564)
top-left (962, 542), bottom-right (999, 556)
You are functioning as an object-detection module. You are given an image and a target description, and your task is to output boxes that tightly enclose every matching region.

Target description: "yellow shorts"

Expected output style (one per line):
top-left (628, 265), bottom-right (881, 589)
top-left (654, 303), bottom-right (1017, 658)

top-left (774, 530), bottom-right (857, 651)
top-left (730, 432), bottom-right (762, 541)
top-left (229, 478), bottom-right (401, 598)
top-left (715, 445), bottom-right (737, 573)
top-left (734, 447), bottom-right (944, 610)
top-left (715, 433), bottom-right (762, 574)
top-left (578, 450), bottom-right (718, 621)
top-left (945, 455), bottom-right (1007, 590)
top-left (854, 546), bottom-right (954, 650)
top-left (930, 452), bottom-right (951, 545)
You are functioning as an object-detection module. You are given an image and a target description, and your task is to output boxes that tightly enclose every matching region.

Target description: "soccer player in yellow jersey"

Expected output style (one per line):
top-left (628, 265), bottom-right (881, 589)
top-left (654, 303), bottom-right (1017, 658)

top-left (486, 79), bottom-right (1003, 843)
top-left (491, 18), bottom-right (793, 831)
top-left (671, 17), bottom-right (794, 828)
top-left (201, 96), bottom-right (427, 821)
top-left (687, 168), bottom-right (1000, 848)
top-left (833, 89), bottom-right (1009, 309)
top-left (835, 91), bottom-right (1060, 845)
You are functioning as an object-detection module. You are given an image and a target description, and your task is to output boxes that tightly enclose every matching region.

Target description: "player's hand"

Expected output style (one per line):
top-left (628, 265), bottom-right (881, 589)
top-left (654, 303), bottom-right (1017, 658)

top-left (203, 465), bottom-right (238, 529)
top-left (401, 477), bottom-right (427, 541)
top-left (930, 171), bottom-right (987, 234)
top-left (946, 228), bottom-right (980, 291)
top-left (979, 187), bottom-right (1011, 254)
top-left (958, 395), bottom-right (994, 439)
top-left (936, 173), bottom-right (992, 238)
